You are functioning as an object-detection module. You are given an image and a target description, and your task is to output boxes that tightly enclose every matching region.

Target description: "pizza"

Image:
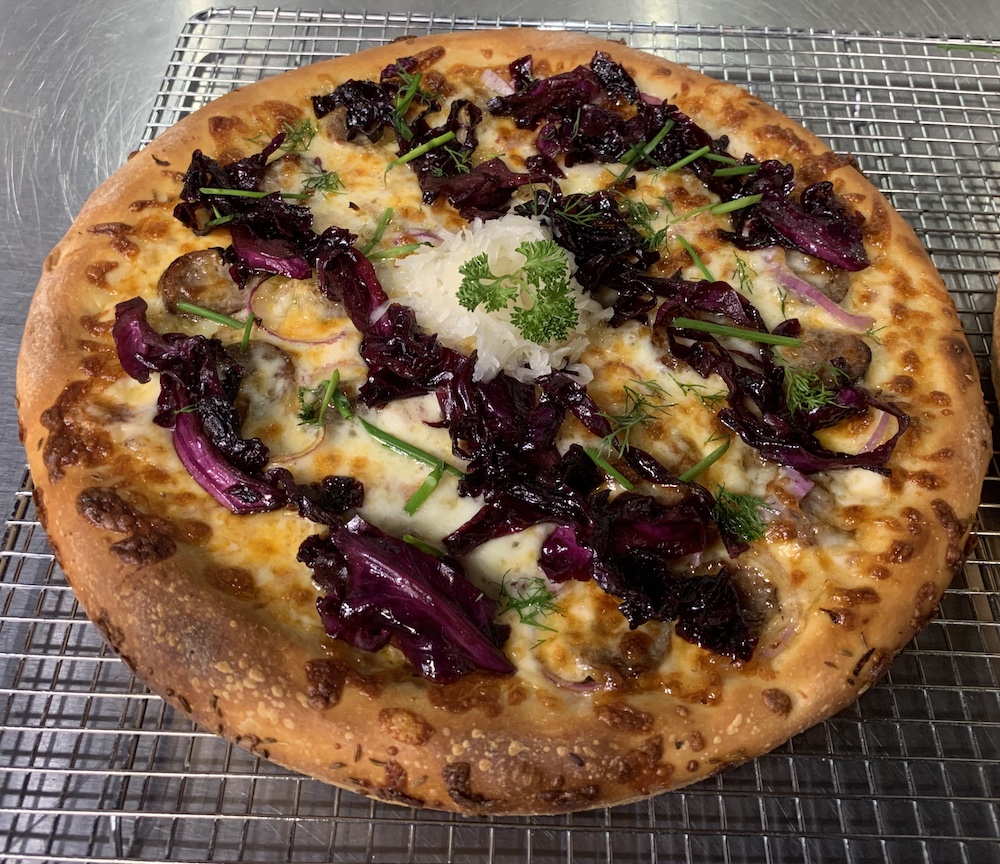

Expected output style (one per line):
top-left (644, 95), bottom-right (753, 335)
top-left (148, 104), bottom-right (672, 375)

top-left (16, 28), bottom-right (991, 814)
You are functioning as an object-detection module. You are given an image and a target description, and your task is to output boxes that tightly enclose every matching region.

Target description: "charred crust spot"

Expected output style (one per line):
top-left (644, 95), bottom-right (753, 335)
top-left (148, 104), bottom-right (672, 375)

top-left (851, 647), bottom-right (877, 679)
top-left (88, 222), bottom-right (132, 237)
top-left (819, 607), bottom-right (853, 628)
top-left (901, 350), bottom-right (921, 373)
top-left (129, 198), bottom-right (170, 212)
top-left (209, 115), bottom-right (244, 136)
top-left (110, 531), bottom-right (176, 565)
top-left (152, 154), bottom-right (170, 166)
top-left (378, 707), bottom-right (436, 746)
top-left (944, 336), bottom-right (977, 384)
top-left (595, 702), bottom-right (654, 733)
top-left (762, 688), bottom-right (792, 716)
top-left (608, 736), bottom-right (665, 790)
top-left (912, 581), bottom-right (941, 632)
top-left (687, 731), bottom-right (705, 752)
top-left (869, 566), bottom-right (890, 580)
top-left (376, 760), bottom-right (424, 807)
top-left (931, 498), bottom-right (970, 572)
top-left (94, 608), bottom-right (125, 650)
top-left (829, 587), bottom-right (880, 607)
top-left (535, 784), bottom-right (601, 809)
top-left (303, 658), bottom-right (347, 709)
top-left (568, 752), bottom-right (585, 768)
top-left (412, 46), bottom-right (446, 69)
top-left (686, 760), bottom-right (699, 772)
top-left (85, 261), bottom-right (119, 287)
top-left (442, 762), bottom-right (490, 808)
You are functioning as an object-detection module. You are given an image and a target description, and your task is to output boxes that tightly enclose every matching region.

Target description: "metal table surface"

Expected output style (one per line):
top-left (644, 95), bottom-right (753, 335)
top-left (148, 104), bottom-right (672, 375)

top-left (2, 3), bottom-right (1000, 863)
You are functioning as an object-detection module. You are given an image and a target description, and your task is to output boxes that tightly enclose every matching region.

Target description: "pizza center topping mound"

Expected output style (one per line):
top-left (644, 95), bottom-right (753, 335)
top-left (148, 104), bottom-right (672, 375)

top-left (104, 46), bottom-right (910, 686)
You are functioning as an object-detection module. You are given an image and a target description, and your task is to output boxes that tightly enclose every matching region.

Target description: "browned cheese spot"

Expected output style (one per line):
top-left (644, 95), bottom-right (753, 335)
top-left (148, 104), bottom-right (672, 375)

top-left (931, 498), bottom-right (971, 573)
top-left (205, 565), bottom-right (259, 601)
top-left (85, 261), bottom-right (120, 287)
top-left (762, 688), bottom-right (793, 715)
top-left (378, 707), bottom-right (436, 746)
top-left (595, 702), bottom-right (654, 733)
top-left (535, 782), bottom-right (602, 810)
top-left (110, 532), bottom-right (176, 565)
top-left (887, 375), bottom-right (915, 396)
top-left (41, 381), bottom-right (112, 481)
top-left (428, 674), bottom-right (503, 717)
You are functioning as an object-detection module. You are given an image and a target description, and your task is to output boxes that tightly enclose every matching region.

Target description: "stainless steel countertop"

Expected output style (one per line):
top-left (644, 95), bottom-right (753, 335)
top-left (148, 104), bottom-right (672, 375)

top-left (1, 0), bottom-right (998, 486)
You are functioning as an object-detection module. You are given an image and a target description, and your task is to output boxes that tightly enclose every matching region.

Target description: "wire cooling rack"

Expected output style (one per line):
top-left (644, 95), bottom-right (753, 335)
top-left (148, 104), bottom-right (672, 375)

top-left (3, 8), bottom-right (1000, 864)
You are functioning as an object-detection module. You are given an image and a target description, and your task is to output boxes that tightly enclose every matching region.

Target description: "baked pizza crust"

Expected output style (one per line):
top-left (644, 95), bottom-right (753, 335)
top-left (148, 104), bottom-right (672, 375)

top-left (17, 29), bottom-right (991, 814)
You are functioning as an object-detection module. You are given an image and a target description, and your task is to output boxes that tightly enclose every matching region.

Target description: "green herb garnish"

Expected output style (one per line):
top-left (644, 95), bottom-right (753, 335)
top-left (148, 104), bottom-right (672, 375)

top-left (198, 187), bottom-right (310, 201)
top-left (175, 301), bottom-right (256, 352)
top-left (677, 439), bottom-right (731, 483)
top-left (403, 462), bottom-right (446, 516)
top-left (783, 365), bottom-right (845, 414)
top-left (670, 316), bottom-right (803, 347)
top-left (733, 254), bottom-right (756, 294)
top-left (712, 164), bottom-right (760, 177)
top-left (360, 207), bottom-right (393, 255)
top-left (712, 487), bottom-right (768, 543)
top-left (584, 447), bottom-right (635, 490)
top-left (358, 418), bottom-right (464, 478)
top-left (663, 144), bottom-right (711, 173)
top-left (710, 194), bottom-right (763, 215)
top-left (599, 380), bottom-right (674, 457)
top-left (669, 375), bottom-right (726, 410)
top-left (498, 577), bottom-right (561, 631)
top-left (457, 240), bottom-right (578, 343)
top-left (614, 119), bottom-right (675, 182)
top-left (301, 169), bottom-right (345, 195)
top-left (366, 243), bottom-right (426, 260)
top-left (385, 130), bottom-right (457, 172)
top-left (676, 236), bottom-right (715, 281)
top-left (279, 118), bottom-right (317, 153)
top-left (619, 195), bottom-right (670, 252)
top-left (403, 534), bottom-right (445, 557)
top-left (430, 145), bottom-right (473, 176)
top-left (297, 371), bottom-right (340, 426)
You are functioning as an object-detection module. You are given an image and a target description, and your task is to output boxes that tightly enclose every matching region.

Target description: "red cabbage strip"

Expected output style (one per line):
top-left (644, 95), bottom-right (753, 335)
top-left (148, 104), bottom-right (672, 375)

top-left (298, 515), bottom-right (513, 683)
top-left (653, 279), bottom-right (908, 475)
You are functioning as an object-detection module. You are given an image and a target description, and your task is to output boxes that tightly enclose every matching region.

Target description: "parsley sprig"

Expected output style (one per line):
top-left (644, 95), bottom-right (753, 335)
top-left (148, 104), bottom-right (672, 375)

top-left (457, 240), bottom-right (579, 343)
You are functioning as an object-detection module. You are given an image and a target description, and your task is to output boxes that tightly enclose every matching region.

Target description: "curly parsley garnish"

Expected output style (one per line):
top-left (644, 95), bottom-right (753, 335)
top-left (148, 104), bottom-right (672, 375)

top-left (498, 577), bottom-right (560, 632)
top-left (457, 240), bottom-right (579, 343)
top-left (712, 486), bottom-right (768, 543)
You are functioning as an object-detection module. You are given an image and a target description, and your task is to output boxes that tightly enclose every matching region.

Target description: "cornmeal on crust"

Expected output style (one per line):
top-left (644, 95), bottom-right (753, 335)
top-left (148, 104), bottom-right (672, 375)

top-left (16, 29), bottom-right (990, 814)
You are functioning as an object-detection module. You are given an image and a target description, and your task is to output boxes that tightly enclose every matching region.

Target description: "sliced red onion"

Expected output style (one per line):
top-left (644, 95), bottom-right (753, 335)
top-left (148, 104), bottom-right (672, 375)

top-left (761, 250), bottom-right (875, 332)
top-left (541, 665), bottom-right (603, 691)
top-left (481, 69), bottom-right (514, 96)
top-left (640, 91), bottom-right (662, 105)
top-left (248, 278), bottom-right (349, 344)
top-left (860, 409), bottom-right (892, 453)
top-left (781, 466), bottom-right (815, 501)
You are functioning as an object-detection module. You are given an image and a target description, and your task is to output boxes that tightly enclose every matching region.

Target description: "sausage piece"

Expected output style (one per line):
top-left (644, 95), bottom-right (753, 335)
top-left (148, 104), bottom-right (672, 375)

top-left (158, 248), bottom-right (244, 316)
top-left (780, 329), bottom-right (872, 385)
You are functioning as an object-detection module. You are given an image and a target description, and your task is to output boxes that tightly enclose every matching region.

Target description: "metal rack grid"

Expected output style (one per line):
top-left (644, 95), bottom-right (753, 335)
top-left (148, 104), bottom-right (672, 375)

top-left (2, 8), bottom-right (1000, 863)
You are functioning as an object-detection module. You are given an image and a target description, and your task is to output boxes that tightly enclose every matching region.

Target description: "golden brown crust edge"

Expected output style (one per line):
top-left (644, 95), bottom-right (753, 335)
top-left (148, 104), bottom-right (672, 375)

top-left (17, 29), bottom-right (991, 815)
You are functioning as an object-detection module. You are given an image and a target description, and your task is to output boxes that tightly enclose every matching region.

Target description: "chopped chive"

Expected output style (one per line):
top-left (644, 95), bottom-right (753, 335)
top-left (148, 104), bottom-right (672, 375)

top-left (671, 316), bottom-right (804, 347)
top-left (315, 371), bottom-right (340, 427)
top-left (403, 462), bottom-right (445, 516)
top-left (584, 447), bottom-right (635, 490)
top-left (403, 534), bottom-right (444, 557)
top-left (386, 130), bottom-right (457, 171)
top-left (239, 314), bottom-right (256, 352)
top-left (703, 152), bottom-right (739, 165)
top-left (198, 187), bottom-right (310, 201)
top-left (676, 236), bottom-right (715, 281)
top-left (359, 418), bottom-right (464, 478)
top-left (359, 208), bottom-right (394, 255)
top-left (175, 301), bottom-right (244, 330)
top-left (332, 388), bottom-right (354, 421)
top-left (664, 145), bottom-right (711, 173)
top-left (367, 243), bottom-right (426, 260)
top-left (614, 118), bottom-right (676, 182)
top-left (937, 43), bottom-right (1000, 53)
top-left (711, 193), bottom-right (764, 214)
top-left (712, 164), bottom-right (761, 177)
top-left (678, 439), bottom-right (731, 483)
